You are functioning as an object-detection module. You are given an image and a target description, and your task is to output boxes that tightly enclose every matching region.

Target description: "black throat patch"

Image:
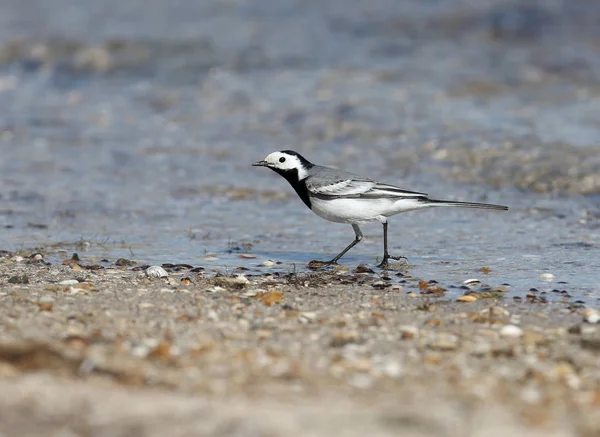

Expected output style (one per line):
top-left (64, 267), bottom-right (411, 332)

top-left (270, 167), bottom-right (312, 209)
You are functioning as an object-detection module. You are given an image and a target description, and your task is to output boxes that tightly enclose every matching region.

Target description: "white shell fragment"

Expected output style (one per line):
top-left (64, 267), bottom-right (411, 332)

top-left (145, 266), bottom-right (169, 278)
top-left (463, 278), bottom-right (481, 287)
top-left (540, 273), bottom-right (555, 282)
top-left (59, 279), bottom-right (80, 286)
top-left (262, 260), bottom-right (276, 268)
top-left (583, 309), bottom-right (600, 324)
top-left (500, 325), bottom-right (523, 338)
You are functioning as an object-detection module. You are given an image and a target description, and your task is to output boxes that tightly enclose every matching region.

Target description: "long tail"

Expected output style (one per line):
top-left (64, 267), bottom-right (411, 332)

top-left (426, 199), bottom-right (508, 211)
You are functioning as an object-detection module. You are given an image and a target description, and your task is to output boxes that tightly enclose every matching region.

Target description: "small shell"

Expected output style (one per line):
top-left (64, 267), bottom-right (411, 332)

top-left (463, 278), bottom-right (481, 287)
top-left (583, 309), bottom-right (600, 324)
top-left (262, 260), bottom-right (276, 268)
top-left (59, 279), bottom-right (80, 286)
top-left (500, 324), bottom-right (523, 338)
top-left (540, 273), bottom-right (555, 282)
top-left (146, 266), bottom-right (169, 278)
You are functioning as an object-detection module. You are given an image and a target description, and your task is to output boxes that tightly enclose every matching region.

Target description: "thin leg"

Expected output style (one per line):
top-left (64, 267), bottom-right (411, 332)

top-left (310, 224), bottom-right (363, 266)
top-left (330, 224), bottom-right (363, 264)
top-left (377, 222), bottom-right (406, 268)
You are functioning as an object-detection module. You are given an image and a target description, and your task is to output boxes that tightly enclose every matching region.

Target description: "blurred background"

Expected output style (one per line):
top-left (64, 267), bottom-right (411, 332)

top-left (0, 0), bottom-right (599, 285)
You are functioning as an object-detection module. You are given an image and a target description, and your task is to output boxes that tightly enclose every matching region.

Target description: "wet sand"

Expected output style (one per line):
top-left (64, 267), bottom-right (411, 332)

top-left (1, 0), bottom-right (600, 435)
top-left (1, 252), bottom-right (599, 436)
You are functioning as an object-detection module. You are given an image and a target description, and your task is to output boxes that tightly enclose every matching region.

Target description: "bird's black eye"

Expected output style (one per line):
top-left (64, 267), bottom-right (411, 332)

top-left (279, 157), bottom-right (286, 163)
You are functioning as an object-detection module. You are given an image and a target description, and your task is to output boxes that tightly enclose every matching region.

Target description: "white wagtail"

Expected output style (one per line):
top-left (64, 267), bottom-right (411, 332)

top-left (253, 150), bottom-right (508, 268)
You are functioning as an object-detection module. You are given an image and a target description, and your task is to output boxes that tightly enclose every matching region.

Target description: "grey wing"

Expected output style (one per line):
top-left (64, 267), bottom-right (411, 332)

top-left (361, 182), bottom-right (428, 199)
top-left (305, 166), bottom-right (428, 199)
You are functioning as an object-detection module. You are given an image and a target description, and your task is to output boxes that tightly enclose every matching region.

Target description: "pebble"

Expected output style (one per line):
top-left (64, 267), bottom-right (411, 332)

top-left (583, 308), bottom-right (600, 324)
top-left (299, 312), bottom-right (317, 323)
top-left (146, 266), bottom-right (169, 278)
top-left (59, 279), bottom-right (79, 286)
top-left (457, 295), bottom-right (477, 303)
top-left (398, 325), bottom-right (419, 339)
top-left (381, 360), bottom-right (403, 378)
top-left (206, 310), bottom-right (219, 321)
top-left (214, 275), bottom-right (250, 288)
top-left (429, 334), bottom-right (459, 351)
top-left (385, 285), bottom-right (403, 292)
top-left (262, 260), bottom-right (276, 268)
top-left (207, 286), bottom-right (226, 293)
top-left (486, 306), bottom-right (510, 317)
top-left (540, 273), bottom-right (555, 282)
top-left (13, 256), bottom-right (24, 262)
top-left (500, 324), bottom-right (523, 338)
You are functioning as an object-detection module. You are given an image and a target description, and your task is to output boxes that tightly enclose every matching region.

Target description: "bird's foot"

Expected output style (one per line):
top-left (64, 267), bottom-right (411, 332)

top-left (377, 255), bottom-right (408, 269)
top-left (307, 260), bottom-right (337, 270)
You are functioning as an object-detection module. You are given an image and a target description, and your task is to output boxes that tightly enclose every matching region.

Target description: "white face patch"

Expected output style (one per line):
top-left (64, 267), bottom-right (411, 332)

top-left (263, 152), bottom-right (309, 179)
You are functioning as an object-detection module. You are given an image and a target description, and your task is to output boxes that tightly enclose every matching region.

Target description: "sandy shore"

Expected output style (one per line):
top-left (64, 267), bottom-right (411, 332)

top-left (0, 251), bottom-right (599, 437)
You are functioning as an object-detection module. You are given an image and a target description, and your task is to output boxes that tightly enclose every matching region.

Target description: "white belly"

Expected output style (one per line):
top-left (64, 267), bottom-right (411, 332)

top-left (309, 196), bottom-right (428, 224)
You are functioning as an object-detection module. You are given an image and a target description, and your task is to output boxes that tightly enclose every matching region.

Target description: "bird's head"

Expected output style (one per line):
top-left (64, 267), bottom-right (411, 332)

top-left (253, 150), bottom-right (313, 180)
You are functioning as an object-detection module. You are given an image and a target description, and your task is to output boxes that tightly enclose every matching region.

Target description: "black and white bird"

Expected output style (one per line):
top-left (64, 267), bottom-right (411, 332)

top-left (253, 150), bottom-right (508, 268)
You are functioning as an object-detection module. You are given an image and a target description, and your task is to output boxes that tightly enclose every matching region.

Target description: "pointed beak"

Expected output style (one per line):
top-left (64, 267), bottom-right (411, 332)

top-left (252, 160), bottom-right (268, 167)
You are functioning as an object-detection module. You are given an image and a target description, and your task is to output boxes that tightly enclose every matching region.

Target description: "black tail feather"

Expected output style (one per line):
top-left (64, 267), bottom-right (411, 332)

top-left (426, 199), bottom-right (508, 211)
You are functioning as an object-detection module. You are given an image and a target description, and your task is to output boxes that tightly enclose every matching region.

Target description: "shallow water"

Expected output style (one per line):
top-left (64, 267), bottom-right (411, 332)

top-left (0, 0), bottom-right (599, 301)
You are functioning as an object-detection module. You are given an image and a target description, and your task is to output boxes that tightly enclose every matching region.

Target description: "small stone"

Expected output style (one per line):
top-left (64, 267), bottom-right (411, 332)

top-left (207, 286), bottom-right (225, 293)
top-left (38, 302), bottom-right (53, 312)
top-left (262, 260), bottom-right (276, 267)
top-left (146, 266), bottom-right (169, 278)
top-left (330, 330), bottom-right (360, 347)
top-left (213, 275), bottom-right (250, 289)
top-left (59, 279), bottom-right (80, 286)
top-left (239, 253), bottom-right (257, 259)
top-left (540, 273), bottom-right (555, 282)
top-left (381, 360), bottom-right (403, 378)
top-left (567, 323), bottom-right (596, 335)
top-left (582, 308), bottom-right (600, 324)
top-left (399, 325), bottom-right (419, 339)
top-left (299, 312), bottom-right (317, 323)
top-left (8, 275), bottom-right (28, 284)
top-left (482, 306), bottom-right (510, 318)
top-left (429, 334), bottom-right (459, 351)
top-left (13, 256), bottom-right (24, 262)
top-left (385, 285), bottom-right (403, 292)
top-left (500, 324), bottom-right (523, 338)
top-left (206, 310), bottom-right (219, 321)
top-left (33, 254), bottom-right (43, 261)
top-left (115, 258), bottom-right (137, 266)
top-left (424, 319), bottom-right (442, 327)
top-left (457, 295), bottom-right (477, 303)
